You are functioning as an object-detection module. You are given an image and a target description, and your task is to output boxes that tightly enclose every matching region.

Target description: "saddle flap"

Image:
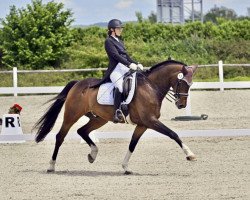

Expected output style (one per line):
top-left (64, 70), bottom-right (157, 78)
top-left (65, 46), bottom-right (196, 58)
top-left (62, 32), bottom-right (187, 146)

top-left (97, 72), bottom-right (137, 105)
top-left (123, 72), bottom-right (133, 99)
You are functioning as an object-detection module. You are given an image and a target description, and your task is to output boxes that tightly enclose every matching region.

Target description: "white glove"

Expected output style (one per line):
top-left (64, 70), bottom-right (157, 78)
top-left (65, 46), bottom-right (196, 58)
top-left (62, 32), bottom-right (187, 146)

top-left (137, 63), bottom-right (143, 70)
top-left (129, 63), bottom-right (137, 70)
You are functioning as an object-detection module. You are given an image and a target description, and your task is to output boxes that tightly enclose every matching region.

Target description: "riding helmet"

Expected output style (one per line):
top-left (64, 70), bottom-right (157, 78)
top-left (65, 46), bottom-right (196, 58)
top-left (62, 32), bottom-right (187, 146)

top-left (108, 19), bottom-right (124, 29)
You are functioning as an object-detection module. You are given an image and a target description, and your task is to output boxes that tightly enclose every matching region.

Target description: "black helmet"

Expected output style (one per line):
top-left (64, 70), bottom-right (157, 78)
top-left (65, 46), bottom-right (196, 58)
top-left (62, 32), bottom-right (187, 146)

top-left (108, 19), bottom-right (124, 30)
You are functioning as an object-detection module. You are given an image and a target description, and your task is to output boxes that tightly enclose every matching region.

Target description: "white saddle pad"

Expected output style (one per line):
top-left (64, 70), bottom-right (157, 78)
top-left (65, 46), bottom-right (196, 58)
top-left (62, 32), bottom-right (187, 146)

top-left (97, 72), bottom-right (136, 105)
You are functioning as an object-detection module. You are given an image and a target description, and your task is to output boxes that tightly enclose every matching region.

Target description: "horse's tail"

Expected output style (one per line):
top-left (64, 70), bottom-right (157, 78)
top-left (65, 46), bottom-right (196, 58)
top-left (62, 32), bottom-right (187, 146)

top-left (34, 80), bottom-right (78, 143)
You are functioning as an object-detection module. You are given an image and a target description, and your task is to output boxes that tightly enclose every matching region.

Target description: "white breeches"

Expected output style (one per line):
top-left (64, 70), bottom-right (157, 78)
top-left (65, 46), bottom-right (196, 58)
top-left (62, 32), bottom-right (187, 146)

top-left (110, 63), bottom-right (129, 93)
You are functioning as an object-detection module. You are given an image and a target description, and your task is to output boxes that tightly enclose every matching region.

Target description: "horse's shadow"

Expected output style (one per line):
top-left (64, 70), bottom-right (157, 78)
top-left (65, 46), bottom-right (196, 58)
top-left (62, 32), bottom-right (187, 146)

top-left (22, 169), bottom-right (159, 177)
top-left (47, 170), bottom-right (130, 177)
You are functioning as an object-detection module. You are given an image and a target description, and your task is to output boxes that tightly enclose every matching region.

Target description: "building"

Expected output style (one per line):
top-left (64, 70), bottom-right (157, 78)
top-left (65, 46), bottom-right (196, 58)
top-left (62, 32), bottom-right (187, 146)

top-left (157, 0), bottom-right (184, 24)
top-left (157, 0), bottom-right (203, 24)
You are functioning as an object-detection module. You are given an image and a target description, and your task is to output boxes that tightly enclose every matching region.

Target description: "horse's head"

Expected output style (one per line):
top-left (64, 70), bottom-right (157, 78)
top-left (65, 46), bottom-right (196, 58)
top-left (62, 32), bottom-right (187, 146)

top-left (171, 65), bottom-right (198, 109)
top-left (146, 60), bottom-right (198, 109)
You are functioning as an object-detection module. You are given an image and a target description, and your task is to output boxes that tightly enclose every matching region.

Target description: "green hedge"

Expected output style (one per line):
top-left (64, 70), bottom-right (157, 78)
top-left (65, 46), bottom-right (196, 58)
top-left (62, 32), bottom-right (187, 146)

top-left (0, 20), bottom-right (250, 86)
top-left (60, 20), bottom-right (250, 82)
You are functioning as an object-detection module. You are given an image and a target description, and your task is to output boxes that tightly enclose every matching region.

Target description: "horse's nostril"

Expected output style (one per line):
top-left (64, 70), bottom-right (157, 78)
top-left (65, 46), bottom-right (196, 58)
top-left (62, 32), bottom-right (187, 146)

top-left (179, 104), bottom-right (185, 109)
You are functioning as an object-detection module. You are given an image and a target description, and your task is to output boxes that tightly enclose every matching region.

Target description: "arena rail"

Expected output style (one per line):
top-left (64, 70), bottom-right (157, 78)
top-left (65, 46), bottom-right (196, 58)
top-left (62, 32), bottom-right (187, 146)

top-left (0, 60), bottom-right (250, 97)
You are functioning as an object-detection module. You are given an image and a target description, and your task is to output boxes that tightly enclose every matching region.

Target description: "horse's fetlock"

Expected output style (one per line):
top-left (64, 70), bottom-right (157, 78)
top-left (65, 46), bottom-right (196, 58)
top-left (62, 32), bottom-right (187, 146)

top-left (122, 163), bottom-right (128, 170)
top-left (90, 145), bottom-right (98, 152)
top-left (47, 159), bottom-right (56, 172)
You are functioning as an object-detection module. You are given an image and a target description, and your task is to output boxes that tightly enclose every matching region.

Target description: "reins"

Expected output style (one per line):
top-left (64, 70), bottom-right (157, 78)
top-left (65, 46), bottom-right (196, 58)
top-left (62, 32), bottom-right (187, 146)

top-left (135, 70), bottom-right (175, 102)
top-left (94, 63), bottom-right (192, 106)
top-left (136, 69), bottom-right (189, 103)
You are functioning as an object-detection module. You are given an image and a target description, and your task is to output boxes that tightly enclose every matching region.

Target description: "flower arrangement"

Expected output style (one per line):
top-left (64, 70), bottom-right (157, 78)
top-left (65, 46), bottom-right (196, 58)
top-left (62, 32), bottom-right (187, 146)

top-left (0, 104), bottom-right (22, 125)
top-left (8, 104), bottom-right (23, 114)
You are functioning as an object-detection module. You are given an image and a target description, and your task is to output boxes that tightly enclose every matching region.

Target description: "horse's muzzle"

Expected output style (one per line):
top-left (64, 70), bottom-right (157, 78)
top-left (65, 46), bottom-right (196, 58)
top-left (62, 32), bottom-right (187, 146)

top-left (175, 100), bottom-right (187, 109)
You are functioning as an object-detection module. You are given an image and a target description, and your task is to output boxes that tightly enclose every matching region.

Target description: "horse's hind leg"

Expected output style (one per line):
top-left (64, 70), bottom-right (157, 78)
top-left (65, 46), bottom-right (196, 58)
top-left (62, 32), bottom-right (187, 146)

top-left (77, 116), bottom-right (108, 163)
top-left (48, 105), bottom-right (84, 172)
top-left (47, 121), bottom-right (73, 172)
top-left (147, 118), bottom-right (196, 161)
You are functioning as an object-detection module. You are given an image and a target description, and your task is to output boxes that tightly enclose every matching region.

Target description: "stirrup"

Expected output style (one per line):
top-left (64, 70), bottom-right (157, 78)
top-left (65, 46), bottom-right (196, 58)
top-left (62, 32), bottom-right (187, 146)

top-left (113, 109), bottom-right (123, 123)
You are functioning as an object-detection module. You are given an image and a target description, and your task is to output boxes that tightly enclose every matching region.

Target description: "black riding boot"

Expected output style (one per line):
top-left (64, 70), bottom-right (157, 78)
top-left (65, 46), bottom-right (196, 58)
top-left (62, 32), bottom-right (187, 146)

top-left (113, 88), bottom-right (123, 123)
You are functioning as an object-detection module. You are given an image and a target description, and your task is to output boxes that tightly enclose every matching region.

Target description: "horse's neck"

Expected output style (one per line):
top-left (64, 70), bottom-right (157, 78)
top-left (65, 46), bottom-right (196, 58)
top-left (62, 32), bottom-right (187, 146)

top-left (147, 66), bottom-right (173, 100)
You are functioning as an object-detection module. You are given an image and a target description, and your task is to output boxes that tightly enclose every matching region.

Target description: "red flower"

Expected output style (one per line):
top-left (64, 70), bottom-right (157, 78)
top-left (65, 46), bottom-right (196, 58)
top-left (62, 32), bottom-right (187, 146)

top-left (13, 104), bottom-right (22, 111)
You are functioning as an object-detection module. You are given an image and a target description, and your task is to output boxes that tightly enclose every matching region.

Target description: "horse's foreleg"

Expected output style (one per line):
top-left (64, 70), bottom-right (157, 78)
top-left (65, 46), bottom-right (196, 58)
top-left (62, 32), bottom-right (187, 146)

top-left (77, 116), bottom-right (108, 163)
top-left (122, 125), bottom-right (147, 174)
top-left (147, 118), bottom-right (196, 161)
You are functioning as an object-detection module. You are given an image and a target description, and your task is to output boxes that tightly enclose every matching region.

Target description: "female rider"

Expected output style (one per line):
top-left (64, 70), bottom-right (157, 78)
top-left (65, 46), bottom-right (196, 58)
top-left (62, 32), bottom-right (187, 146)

top-left (96, 19), bottom-right (143, 123)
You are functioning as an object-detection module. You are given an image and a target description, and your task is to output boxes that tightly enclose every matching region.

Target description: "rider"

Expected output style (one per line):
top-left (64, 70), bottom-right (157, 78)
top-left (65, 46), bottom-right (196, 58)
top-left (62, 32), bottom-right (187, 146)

top-left (97, 19), bottom-right (143, 123)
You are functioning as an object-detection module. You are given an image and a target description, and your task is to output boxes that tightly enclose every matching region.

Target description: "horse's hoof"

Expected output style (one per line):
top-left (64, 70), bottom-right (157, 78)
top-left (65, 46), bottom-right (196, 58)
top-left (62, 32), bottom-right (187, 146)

top-left (47, 169), bottom-right (55, 173)
top-left (186, 155), bottom-right (196, 161)
top-left (124, 171), bottom-right (133, 175)
top-left (88, 154), bottom-right (95, 163)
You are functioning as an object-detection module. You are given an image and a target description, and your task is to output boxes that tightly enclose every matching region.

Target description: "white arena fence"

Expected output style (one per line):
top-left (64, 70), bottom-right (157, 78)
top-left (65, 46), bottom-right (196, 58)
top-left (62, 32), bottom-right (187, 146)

top-left (0, 60), bottom-right (250, 97)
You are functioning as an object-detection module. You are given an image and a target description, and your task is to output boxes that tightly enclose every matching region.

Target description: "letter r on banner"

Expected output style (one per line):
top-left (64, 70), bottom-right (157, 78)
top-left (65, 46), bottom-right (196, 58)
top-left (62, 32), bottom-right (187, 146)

top-left (5, 117), bottom-right (15, 128)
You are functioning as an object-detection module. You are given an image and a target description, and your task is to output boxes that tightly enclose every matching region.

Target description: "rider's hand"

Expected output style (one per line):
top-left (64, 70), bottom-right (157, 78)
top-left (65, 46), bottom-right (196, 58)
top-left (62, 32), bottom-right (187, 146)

top-left (137, 63), bottom-right (143, 70)
top-left (129, 63), bottom-right (137, 70)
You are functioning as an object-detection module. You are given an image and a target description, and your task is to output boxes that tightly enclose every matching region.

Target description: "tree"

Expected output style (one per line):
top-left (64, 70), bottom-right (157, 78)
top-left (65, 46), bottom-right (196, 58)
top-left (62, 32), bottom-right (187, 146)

top-left (148, 11), bottom-right (157, 23)
top-left (204, 5), bottom-right (237, 23)
top-left (0, 29), bottom-right (3, 67)
top-left (0, 0), bottom-right (73, 69)
top-left (186, 10), bottom-right (202, 22)
top-left (135, 11), bottom-right (157, 23)
top-left (135, 11), bottom-right (143, 23)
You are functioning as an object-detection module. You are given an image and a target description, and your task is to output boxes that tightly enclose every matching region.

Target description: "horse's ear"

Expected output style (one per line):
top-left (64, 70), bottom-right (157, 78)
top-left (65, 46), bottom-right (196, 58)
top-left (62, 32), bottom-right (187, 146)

top-left (191, 65), bottom-right (198, 73)
top-left (183, 65), bottom-right (198, 75)
top-left (182, 65), bottom-right (188, 75)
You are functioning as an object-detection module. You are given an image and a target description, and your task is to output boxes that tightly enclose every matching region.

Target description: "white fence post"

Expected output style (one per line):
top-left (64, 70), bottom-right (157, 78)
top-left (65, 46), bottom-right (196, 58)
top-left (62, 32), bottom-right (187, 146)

top-left (218, 60), bottom-right (224, 92)
top-left (13, 67), bottom-right (18, 96)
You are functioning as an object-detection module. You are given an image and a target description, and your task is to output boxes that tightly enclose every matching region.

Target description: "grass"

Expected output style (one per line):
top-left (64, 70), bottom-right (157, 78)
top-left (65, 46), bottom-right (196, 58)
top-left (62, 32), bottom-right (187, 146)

top-left (0, 71), bottom-right (103, 87)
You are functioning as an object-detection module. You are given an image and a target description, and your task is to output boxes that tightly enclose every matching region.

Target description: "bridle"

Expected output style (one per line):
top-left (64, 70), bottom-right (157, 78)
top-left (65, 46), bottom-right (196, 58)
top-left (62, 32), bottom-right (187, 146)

top-left (173, 78), bottom-right (192, 99)
top-left (167, 67), bottom-right (193, 102)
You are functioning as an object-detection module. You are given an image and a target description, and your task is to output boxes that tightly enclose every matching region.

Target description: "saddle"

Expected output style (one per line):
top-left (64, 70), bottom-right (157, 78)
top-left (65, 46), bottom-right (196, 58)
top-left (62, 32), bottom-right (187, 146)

top-left (97, 71), bottom-right (137, 122)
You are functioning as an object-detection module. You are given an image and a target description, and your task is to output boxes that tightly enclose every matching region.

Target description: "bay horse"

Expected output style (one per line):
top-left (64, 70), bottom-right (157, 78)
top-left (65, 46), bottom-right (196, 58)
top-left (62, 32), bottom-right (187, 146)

top-left (34, 59), bottom-right (197, 174)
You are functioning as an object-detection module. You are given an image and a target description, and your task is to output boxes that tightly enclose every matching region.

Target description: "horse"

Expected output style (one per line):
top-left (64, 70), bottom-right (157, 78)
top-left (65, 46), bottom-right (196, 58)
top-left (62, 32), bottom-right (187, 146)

top-left (34, 59), bottom-right (198, 174)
